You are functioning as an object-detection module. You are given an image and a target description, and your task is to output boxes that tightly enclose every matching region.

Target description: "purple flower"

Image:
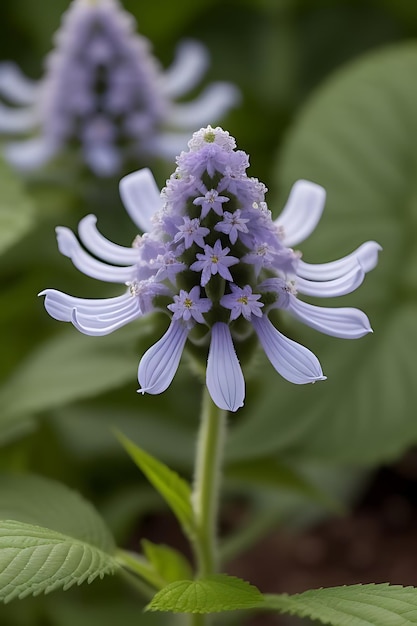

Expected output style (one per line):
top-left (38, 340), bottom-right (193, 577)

top-left (190, 240), bottom-right (239, 287)
top-left (193, 187), bottom-right (230, 219)
top-left (41, 126), bottom-right (380, 412)
top-left (0, 0), bottom-right (239, 177)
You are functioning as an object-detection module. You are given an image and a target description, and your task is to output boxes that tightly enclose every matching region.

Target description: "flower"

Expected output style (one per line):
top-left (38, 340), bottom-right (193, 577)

top-left (0, 0), bottom-right (239, 177)
top-left (40, 125), bottom-right (381, 412)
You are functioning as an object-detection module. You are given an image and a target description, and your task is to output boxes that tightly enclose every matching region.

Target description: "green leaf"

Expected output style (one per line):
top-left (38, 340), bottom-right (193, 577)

top-left (230, 43), bottom-right (417, 467)
top-left (116, 432), bottom-right (196, 540)
top-left (0, 474), bottom-right (119, 602)
top-left (226, 457), bottom-right (343, 513)
top-left (147, 574), bottom-right (264, 613)
top-left (263, 584), bottom-right (417, 625)
top-left (142, 540), bottom-right (193, 585)
top-left (0, 322), bottom-right (149, 440)
top-left (0, 159), bottom-right (35, 255)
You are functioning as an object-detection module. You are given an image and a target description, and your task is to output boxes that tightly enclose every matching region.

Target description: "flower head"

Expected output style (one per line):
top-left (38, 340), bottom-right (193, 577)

top-left (0, 0), bottom-right (239, 176)
top-left (40, 126), bottom-right (381, 412)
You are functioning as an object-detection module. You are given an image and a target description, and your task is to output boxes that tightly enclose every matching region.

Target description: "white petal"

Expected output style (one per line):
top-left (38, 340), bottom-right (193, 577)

top-left (56, 227), bottom-right (135, 283)
top-left (206, 322), bottom-right (245, 412)
top-left (119, 168), bottom-right (162, 233)
top-left (161, 39), bottom-right (209, 99)
top-left (5, 137), bottom-right (57, 171)
top-left (138, 320), bottom-right (189, 394)
top-left (39, 289), bottom-right (133, 322)
top-left (275, 180), bottom-right (326, 247)
top-left (252, 315), bottom-right (325, 384)
top-left (288, 297), bottom-right (372, 339)
top-left (78, 215), bottom-right (139, 265)
top-left (0, 62), bottom-right (38, 105)
top-left (298, 241), bottom-right (382, 281)
top-left (0, 102), bottom-right (38, 133)
top-left (296, 265), bottom-right (365, 297)
top-left (71, 301), bottom-right (141, 336)
top-left (167, 82), bottom-right (240, 129)
top-left (83, 143), bottom-right (121, 177)
top-left (151, 131), bottom-right (194, 159)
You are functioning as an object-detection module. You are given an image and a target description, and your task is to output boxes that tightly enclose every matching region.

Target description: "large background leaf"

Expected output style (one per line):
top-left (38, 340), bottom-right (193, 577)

top-left (228, 43), bottom-right (417, 467)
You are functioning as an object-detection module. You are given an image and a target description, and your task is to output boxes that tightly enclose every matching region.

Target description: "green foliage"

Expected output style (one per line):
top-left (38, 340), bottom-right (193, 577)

top-left (147, 574), bottom-right (263, 613)
top-left (264, 584), bottom-right (417, 625)
top-left (116, 432), bottom-right (196, 540)
top-left (141, 540), bottom-right (193, 585)
top-left (0, 474), bottom-right (119, 602)
top-left (0, 159), bottom-right (35, 255)
top-left (229, 43), bottom-right (417, 468)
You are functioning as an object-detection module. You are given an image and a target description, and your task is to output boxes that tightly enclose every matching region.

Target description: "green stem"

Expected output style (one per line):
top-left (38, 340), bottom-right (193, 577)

top-left (192, 387), bottom-right (227, 578)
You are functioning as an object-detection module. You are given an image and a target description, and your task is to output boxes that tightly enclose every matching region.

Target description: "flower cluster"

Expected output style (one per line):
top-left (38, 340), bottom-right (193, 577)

top-left (41, 126), bottom-right (380, 411)
top-left (0, 0), bottom-right (238, 176)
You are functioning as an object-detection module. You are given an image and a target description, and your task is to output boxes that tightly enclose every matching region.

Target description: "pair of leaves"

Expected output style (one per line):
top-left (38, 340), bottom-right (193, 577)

top-left (149, 574), bottom-right (417, 625)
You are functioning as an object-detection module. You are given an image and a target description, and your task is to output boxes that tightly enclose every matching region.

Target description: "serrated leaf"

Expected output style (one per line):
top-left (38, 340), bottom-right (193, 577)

top-left (229, 43), bottom-right (417, 467)
top-left (116, 432), bottom-right (196, 540)
top-left (226, 457), bottom-right (343, 513)
top-left (147, 574), bottom-right (264, 613)
top-left (0, 474), bottom-right (118, 602)
top-left (263, 584), bottom-right (417, 625)
top-left (142, 540), bottom-right (193, 585)
top-left (0, 159), bottom-right (35, 255)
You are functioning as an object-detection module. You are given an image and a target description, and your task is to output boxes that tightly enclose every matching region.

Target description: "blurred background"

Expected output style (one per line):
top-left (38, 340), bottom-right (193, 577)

top-left (1, 0), bottom-right (417, 624)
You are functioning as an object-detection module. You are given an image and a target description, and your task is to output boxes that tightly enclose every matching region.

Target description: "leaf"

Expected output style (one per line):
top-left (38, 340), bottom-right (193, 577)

top-left (142, 540), bottom-right (193, 585)
top-left (0, 474), bottom-right (119, 602)
top-left (229, 43), bottom-right (417, 467)
top-left (0, 321), bottom-right (150, 440)
top-left (0, 159), bottom-right (35, 255)
top-left (147, 574), bottom-right (264, 613)
top-left (226, 457), bottom-right (343, 513)
top-left (116, 432), bottom-right (196, 540)
top-left (263, 584), bottom-right (417, 625)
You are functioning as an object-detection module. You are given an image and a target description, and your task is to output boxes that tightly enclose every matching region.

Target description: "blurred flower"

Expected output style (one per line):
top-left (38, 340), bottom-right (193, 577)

top-left (40, 126), bottom-right (381, 412)
top-left (0, 0), bottom-right (239, 177)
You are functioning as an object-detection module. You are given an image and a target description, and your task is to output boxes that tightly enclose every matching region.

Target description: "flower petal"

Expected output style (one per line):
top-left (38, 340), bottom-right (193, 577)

top-left (138, 320), bottom-right (189, 395)
top-left (0, 62), bottom-right (38, 105)
top-left (296, 265), bottom-right (365, 297)
top-left (56, 227), bottom-right (135, 283)
top-left (288, 297), bottom-right (372, 339)
top-left (206, 322), bottom-right (245, 412)
top-left (71, 300), bottom-right (141, 336)
top-left (83, 142), bottom-right (121, 177)
top-left (167, 83), bottom-right (240, 129)
top-left (297, 241), bottom-right (382, 281)
top-left (275, 180), bottom-right (326, 247)
top-left (161, 40), bottom-right (209, 99)
top-left (252, 315), bottom-right (325, 384)
top-left (78, 214), bottom-right (139, 265)
top-left (119, 168), bottom-right (162, 233)
top-left (0, 102), bottom-right (38, 133)
top-left (5, 137), bottom-right (57, 170)
top-left (151, 131), bottom-right (197, 159)
top-left (39, 289), bottom-right (133, 322)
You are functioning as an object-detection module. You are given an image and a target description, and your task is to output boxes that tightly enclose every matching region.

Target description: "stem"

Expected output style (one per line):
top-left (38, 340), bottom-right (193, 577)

top-left (192, 387), bottom-right (227, 578)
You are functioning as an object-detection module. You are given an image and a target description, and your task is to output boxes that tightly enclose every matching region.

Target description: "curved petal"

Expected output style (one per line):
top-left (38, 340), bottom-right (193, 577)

top-left (275, 180), bottom-right (326, 247)
top-left (0, 62), bottom-right (38, 105)
top-left (83, 142), bottom-right (121, 177)
top-left (78, 215), bottom-right (139, 265)
top-left (5, 137), bottom-right (57, 171)
top-left (71, 300), bottom-right (141, 336)
top-left (119, 168), bottom-right (162, 233)
top-left (167, 82), bottom-right (240, 129)
top-left (206, 322), bottom-right (245, 412)
top-left (161, 39), bottom-right (209, 99)
top-left (252, 315), bottom-right (325, 384)
top-left (56, 227), bottom-right (135, 283)
top-left (0, 102), bottom-right (38, 133)
top-left (297, 241), bottom-right (382, 281)
top-left (296, 265), bottom-right (365, 297)
top-left (151, 131), bottom-right (195, 159)
top-left (39, 289), bottom-right (133, 322)
top-left (138, 320), bottom-right (189, 395)
top-left (288, 297), bottom-right (372, 339)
